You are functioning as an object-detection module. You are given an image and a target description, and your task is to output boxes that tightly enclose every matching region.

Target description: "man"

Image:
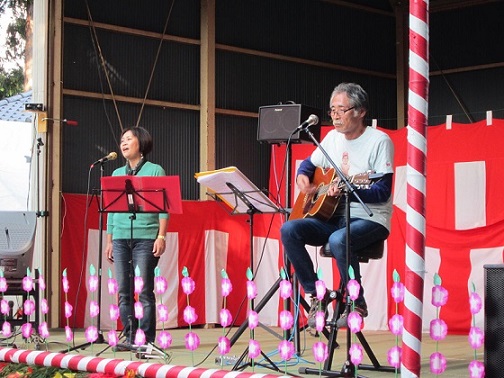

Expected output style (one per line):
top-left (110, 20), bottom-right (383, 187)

top-left (280, 82), bottom-right (394, 328)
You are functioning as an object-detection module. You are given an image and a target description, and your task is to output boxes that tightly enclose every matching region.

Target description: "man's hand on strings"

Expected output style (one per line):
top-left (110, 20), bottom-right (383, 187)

top-left (296, 174), bottom-right (316, 194)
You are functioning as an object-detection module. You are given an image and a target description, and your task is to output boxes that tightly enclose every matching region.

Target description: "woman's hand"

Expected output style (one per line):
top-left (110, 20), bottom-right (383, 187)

top-left (152, 237), bottom-right (166, 257)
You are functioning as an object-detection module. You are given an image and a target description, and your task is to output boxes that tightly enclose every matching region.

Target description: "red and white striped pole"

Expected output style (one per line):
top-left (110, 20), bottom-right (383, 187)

top-left (0, 347), bottom-right (288, 378)
top-left (403, 0), bottom-right (429, 377)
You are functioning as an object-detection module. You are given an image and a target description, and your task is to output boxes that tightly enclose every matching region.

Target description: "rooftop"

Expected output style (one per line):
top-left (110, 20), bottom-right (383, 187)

top-left (0, 91), bottom-right (34, 123)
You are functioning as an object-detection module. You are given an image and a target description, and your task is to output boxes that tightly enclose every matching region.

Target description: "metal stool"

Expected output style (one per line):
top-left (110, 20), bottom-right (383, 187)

top-left (319, 239), bottom-right (384, 263)
top-left (300, 238), bottom-right (395, 376)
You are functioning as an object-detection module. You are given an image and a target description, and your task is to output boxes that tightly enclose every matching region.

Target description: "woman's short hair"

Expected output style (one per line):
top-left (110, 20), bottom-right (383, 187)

top-left (121, 126), bottom-right (153, 157)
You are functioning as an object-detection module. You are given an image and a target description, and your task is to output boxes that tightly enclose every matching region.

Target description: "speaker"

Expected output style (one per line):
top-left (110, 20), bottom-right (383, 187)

top-left (257, 104), bottom-right (321, 143)
top-left (484, 264), bottom-right (504, 376)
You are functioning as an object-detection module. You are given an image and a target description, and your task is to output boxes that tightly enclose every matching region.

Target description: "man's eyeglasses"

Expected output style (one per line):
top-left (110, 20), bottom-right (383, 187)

top-left (327, 107), bottom-right (355, 116)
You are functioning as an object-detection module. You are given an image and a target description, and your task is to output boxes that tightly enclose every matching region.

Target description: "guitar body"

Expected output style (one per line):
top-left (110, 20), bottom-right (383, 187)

top-left (289, 167), bottom-right (383, 221)
top-left (289, 167), bottom-right (341, 221)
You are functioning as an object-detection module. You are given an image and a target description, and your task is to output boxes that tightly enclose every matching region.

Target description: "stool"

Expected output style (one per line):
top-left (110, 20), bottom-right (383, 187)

top-left (302, 238), bottom-right (393, 375)
top-left (319, 239), bottom-right (384, 263)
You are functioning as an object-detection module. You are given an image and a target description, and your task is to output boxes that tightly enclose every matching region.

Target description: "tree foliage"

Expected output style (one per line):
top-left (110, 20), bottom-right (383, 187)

top-left (0, 0), bottom-right (31, 100)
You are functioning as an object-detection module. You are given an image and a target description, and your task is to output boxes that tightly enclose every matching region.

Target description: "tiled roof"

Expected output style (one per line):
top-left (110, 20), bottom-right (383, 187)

top-left (0, 91), bottom-right (34, 123)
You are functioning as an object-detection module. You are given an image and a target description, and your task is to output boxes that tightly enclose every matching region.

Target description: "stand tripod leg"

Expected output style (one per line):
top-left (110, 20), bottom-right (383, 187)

top-left (229, 276), bottom-right (281, 347)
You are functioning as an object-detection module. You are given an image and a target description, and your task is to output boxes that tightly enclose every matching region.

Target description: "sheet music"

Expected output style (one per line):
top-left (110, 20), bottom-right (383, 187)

top-left (195, 166), bottom-right (279, 214)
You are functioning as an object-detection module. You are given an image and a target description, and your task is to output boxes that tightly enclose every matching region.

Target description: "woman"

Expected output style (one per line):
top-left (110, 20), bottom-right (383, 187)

top-left (105, 126), bottom-right (168, 348)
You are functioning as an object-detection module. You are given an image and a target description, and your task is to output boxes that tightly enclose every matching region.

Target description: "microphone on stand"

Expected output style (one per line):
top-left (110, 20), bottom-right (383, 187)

top-left (293, 114), bottom-right (319, 133)
top-left (91, 152), bottom-right (118, 168)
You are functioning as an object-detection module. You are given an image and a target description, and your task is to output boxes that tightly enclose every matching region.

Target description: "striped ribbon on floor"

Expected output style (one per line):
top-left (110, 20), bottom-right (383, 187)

top-left (0, 347), bottom-right (288, 378)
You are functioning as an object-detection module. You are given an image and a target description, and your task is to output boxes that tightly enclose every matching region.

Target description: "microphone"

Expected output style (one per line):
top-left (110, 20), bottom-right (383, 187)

top-left (91, 152), bottom-right (118, 167)
top-left (293, 114), bottom-right (319, 132)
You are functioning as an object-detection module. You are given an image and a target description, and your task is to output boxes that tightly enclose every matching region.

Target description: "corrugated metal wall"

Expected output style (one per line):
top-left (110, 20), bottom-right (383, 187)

top-left (61, 0), bottom-right (504, 198)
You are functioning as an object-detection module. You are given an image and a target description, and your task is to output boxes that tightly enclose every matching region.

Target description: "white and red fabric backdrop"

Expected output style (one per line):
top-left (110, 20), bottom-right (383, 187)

top-left (61, 118), bottom-right (504, 335)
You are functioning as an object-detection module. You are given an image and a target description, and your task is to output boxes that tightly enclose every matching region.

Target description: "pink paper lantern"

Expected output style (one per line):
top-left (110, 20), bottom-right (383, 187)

top-left (157, 303), bottom-right (169, 322)
top-left (248, 339), bottom-right (261, 359)
top-left (0, 276), bottom-right (7, 292)
top-left (221, 278), bottom-right (233, 297)
top-left (468, 360), bottom-right (485, 378)
top-left (315, 311), bottom-right (326, 332)
top-left (109, 304), bottom-right (120, 321)
top-left (22, 275), bottom-right (33, 292)
top-left (219, 308), bottom-right (232, 328)
top-left (157, 330), bottom-right (173, 349)
top-left (348, 311), bottom-right (363, 333)
top-left (65, 325), bottom-right (73, 342)
top-left (217, 336), bottom-right (231, 355)
top-left (315, 280), bottom-right (326, 300)
top-left (279, 310), bottom-right (294, 330)
top-left (387, 346), bottom-right (402, 368)
top-left (349, 343), bottom-right (364, 365)
top-left (39, 275), bottom-right (46, 291)
top-left (89, 300), bottom-right (100, 318)
top-left (65, 301), bottom-right (73, 318)
top-left (154, 276), bottom-right (168, 295)
top-left (134, 329), bottom-right (146, 346)
top-left (185, 331), bottom-right (200, 351)
top-left (62, 276), bottom-right (70, 293)
top-left (390, 281), bottom-right (405, 303)
top-left (278, 340), bottom-right (295, 361)
top-left (346, 279), bottom-right (360, 301)
top-left (432, 285), bottom-right (449, 307)
top-left (88, 275), bottom-right (98, 292)
top-left (2, 322), bottom-right (12, 338)
top-left (41, 298), bottom-right (49, 314)
top-left (181, 276), bottom-right (196, 295)
top-left (468, 326), bottom-right (484, 349)
top-left (38, 322), bottom-right (50, 338)
top-left (0, 299), bottom-right (9, 315)
top-left (134, 276), bottom-right (144, 294)
top-left (23, 299), bottom-right (35, 316)
top-left (430, 318), bottom-right (448, 341)
top-left (312, 341), bottom-right (328, 363)
top-left (107, 329), bottom-right (119, 347)
top-left (430, 352), bottom-right (447, 374)
top-left (107, 278), bottom-right (118, 295)
top-left (388, 314), bottom-right (404, 336)
top-left (248, 310), bottom-right (259, 329)
top-left (246, 280), bottom-right (257, 300)
top-left (85, 325), bottom-right (98, 343)
top-left (183, 305), bottom-right (198, 324)
top-left (469, 292), bottom-right (482, 315)
top-left (22, 322), bottom-right (33, 338)
top-left (134, 301), bottom-right (144, 319)
top-left (279, 279), bottom-right (292, 300)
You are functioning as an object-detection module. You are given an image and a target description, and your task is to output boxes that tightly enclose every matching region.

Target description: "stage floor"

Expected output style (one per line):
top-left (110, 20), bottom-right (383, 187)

top-left (1, 325), bottom-right (481, 377)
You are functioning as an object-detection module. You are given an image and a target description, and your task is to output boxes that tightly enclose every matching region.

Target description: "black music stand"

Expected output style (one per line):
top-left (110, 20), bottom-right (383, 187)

top-left (196, 167), bottom-right (285, 372)
top-left (96, 175), bottom-right (181, 359)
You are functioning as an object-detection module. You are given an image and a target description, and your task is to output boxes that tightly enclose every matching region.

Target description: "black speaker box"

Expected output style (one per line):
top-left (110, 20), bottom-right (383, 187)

top-left (484, 264), bottom-right (504, 376)
top-left (257, 104), bottom-right (321, 143)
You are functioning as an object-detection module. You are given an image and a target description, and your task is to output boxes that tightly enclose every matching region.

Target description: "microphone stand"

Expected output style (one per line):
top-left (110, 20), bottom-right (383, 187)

top-left (63, 161), bottom-right (108, 353)
top-left (300, 124), bottom-right (372, 377)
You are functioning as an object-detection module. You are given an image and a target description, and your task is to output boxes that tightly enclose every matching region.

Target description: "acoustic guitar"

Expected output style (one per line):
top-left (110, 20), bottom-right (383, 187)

top-left (289, 167), bottom-right (383, 221)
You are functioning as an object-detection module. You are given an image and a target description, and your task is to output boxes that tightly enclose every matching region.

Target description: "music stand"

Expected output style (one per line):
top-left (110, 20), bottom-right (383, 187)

top-left (196, 167), bottom-right (284, 372)
top-left (97, 175), bottom-right (181, 358)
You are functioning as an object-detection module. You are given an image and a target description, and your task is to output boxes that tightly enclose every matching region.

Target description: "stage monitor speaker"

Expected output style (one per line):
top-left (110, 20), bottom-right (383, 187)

top-left (257, 104), bottom-right (321, 143)
top-left (0, 211), bottom-right (37, 279)
top-left (484, 264), bottom-right (504, 376)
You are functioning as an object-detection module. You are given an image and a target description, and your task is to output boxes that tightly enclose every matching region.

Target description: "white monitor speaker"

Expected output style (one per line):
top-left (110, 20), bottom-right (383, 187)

top-left (0, 211), bottom-right (37, 279)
